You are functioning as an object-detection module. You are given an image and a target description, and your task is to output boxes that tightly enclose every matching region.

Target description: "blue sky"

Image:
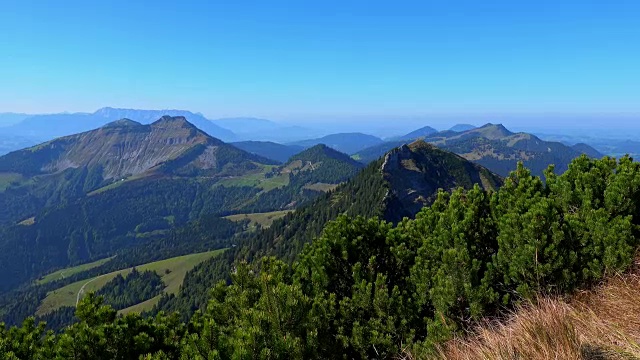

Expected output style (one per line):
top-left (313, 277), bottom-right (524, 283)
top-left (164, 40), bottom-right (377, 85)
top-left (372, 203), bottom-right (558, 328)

top-left (0, 0), bottom-right (639, 127)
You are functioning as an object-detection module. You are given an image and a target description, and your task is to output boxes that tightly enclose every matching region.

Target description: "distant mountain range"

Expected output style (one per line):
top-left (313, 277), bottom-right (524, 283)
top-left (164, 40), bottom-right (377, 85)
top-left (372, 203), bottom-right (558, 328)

top-left (536, 132), bottom-right (640, 158)
top-left (213, 117), bottom-right (322, 143)
top-left (0, 134), bottom-right (40, 156)
top-left (0, 113), bottom-right (30, 127)
top-left (231, 141), bottom-right (304, 163)
top-left (449, 124), bottom-right (476, 132)
top-left (354, 123), bottom-right (604, 178)
top-left (0, 109), bottom-right (330, 154)
top-left (0, 107), bottom-right (235, 143)
top-left (394, 125), bottom-right (438, 140)
top-left (288, 132), bottom-right (384, 154)
top-left (2, 107), bottom-right (622, 166)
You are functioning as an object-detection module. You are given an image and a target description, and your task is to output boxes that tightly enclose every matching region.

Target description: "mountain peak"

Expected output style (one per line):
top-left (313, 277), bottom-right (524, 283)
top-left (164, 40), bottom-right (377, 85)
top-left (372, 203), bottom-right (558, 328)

top-left (472, 123), bottom-right (513, 139)
top-left (0, 114), bottom-right (270, 181)
top-left (290, 143), bottom-right (353, 162)
top-left (479, 123), bottom-right (509, 131)
top-left (399, 125), bottom-right (438, 140)
top-left (449, 124), bottom-right (476, 132)
top-left (102, 118), bottom-right (143, 128)
top-left (572, 143), bottom-right (604, 158)
top-left (286, 143), bottom-right (364, 170)
top-left (288, 133), bottom-right (384, 155)
top-left (151, 116), bottom-right (195, 129)
top-left (381, 142), bottom-right (502, 222)
top-left (407, 139), bottom-right (437, 151)
top-left (93, 107), bottom-right (116, 115)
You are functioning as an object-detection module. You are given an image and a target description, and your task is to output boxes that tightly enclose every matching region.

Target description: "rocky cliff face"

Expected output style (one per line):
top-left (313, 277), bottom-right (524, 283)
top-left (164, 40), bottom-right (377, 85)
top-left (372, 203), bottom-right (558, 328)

top-left (381, 140), bottom-right (502, 222)
top-left (0, 116), bottom-right (269, 181)
top-left (33, 117), bottom-right (212, 179)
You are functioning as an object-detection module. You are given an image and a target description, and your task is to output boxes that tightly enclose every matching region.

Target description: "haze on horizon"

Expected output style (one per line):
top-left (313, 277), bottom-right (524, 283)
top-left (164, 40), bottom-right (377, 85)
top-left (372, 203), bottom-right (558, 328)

top-left (1, 0), bottom-right (639, 132)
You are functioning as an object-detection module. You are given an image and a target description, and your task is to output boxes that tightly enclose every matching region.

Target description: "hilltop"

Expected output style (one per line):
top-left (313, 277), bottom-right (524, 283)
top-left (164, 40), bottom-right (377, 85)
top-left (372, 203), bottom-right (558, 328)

top-left (380, 141), bottom-right (501, 221)
top-left (234, 144), bottom-right (365, 213)
top-left (395, 125), bottom-right (438, 140)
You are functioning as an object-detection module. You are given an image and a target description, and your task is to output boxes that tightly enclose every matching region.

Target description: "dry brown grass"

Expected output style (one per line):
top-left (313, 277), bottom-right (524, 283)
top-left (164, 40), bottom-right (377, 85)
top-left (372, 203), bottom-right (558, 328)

top-left (436, 267), bottom-right (640, 359)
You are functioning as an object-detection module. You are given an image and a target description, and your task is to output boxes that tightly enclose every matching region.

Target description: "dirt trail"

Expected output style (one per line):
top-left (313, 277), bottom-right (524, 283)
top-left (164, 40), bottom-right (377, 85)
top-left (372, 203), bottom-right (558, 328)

top-left (75, 274), bottom-right (106, 306)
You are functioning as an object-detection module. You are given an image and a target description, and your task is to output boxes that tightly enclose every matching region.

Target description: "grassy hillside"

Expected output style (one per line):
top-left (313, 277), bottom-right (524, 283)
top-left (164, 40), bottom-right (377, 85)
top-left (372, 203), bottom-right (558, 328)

top-left (36, 257), bottom-right (114, 285)
top-left (0, 173), bottom-right (22, 191)
top-left (224, 210), bottom-right (293, 229)
top-left (225, 144), bottom-right (365, 214)
top-left (438, 263), bottom-right (640, 359)
top-left (36, 250), bottom-right (224, 316)
top-left (302, 182), bottom-right (339, 192)
top-left (215, 164), bottom-right (289, 191)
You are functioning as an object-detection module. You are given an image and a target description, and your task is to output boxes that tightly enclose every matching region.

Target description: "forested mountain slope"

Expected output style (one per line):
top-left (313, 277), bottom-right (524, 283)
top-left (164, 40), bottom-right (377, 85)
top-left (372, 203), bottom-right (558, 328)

top-left (156, 141), bottom-right (501, 315)
top-left (235, 144), bottom-right (365, 213)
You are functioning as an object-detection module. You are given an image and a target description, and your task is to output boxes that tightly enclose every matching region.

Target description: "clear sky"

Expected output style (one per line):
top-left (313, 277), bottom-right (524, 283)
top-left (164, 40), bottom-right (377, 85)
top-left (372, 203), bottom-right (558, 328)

top-left (0, 0), bottom-right (639, 126)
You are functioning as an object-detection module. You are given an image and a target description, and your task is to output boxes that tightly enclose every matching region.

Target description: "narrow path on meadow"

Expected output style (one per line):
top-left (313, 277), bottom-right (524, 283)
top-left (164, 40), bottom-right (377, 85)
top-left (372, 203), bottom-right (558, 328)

top-left (76, 274), bottom-right (106, 306)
